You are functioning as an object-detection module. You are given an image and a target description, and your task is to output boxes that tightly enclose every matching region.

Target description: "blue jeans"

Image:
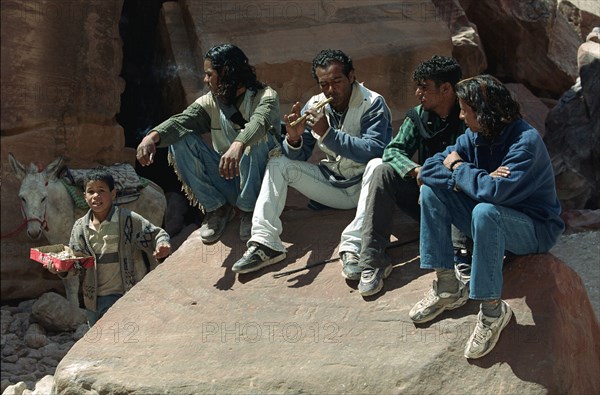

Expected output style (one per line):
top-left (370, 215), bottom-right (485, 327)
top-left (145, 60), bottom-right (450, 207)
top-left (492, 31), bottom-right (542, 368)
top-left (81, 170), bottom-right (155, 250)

top-left (420, 185), bottom-right (540, 300)
top-left (87, 293), bottom-right (122, 326)
top-left (169, 133), bottom-right (278, 212)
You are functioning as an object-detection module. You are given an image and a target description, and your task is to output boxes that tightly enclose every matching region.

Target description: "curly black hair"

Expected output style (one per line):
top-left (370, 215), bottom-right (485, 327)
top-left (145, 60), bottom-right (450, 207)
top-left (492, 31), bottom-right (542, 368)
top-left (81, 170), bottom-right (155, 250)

top-left (205, 44), bottom-right (265, 105)
top-left (311, 49), bottom-right (354, 81)
top-left (84, 170), bottom-right (115, 191)
top-left (412, 55), bottom-right (462, 88)
top-left (455, 75), bottom-right (522, 138)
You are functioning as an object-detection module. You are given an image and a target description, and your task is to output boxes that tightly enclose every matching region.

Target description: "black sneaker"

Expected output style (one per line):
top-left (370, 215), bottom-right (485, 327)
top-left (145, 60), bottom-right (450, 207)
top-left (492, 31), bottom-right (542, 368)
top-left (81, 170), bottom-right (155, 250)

top-left (454, 248), bottom-right (472, 285)
top-left (357, 264), bottom-right (393, 296)
top-left (232, 242), bottom-right (286, 274)
top-left (199, 205), bottom-right (234, 244)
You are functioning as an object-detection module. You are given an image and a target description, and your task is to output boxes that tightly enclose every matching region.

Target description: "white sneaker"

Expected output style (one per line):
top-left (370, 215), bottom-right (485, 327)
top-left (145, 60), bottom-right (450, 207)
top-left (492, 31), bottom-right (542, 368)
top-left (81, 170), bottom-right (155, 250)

top-left (409, 280), bottom-right (469, 323)
top-left (464, 300), bottom-right (512, 359)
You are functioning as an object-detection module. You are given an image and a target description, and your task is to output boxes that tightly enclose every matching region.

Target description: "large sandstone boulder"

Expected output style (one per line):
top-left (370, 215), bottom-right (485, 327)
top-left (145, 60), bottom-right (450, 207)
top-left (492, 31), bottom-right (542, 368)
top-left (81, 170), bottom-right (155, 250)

top-left (545, 29), bottom-right (600, 209)
top-left (53, 204), bottom-right (599, 394)
top-left (558, 0), bottom-right (600, 40)
top-left (459, 0), bottom-right (581, 97)
top-left (505, 83), bottom-right (550, 137)
top-left (171, 0), bottom-right (454, 130)
top-left (432, 0), bottom-right (488, 77)
top-left (1, 0), bottom-right (131, 301)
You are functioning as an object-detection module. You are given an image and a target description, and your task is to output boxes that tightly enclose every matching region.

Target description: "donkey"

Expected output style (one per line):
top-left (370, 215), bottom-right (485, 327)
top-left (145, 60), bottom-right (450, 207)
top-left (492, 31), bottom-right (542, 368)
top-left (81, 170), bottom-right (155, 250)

top-left (8, 153), bottom-right (167, 306)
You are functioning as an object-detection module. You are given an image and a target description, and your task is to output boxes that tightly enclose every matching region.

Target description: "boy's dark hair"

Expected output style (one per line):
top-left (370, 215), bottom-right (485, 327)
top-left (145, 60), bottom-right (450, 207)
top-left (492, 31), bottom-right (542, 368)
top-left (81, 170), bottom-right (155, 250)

top-left (205, 44), bottom-right (265, 105)
top-left (455, 74), bottom-right (522, 138)
top-left (413, 55), bottom-right (462, 88)
top-left (84, 170), bottom-right (115, 191)
top-left (311, 49), bottom-right (354, 81)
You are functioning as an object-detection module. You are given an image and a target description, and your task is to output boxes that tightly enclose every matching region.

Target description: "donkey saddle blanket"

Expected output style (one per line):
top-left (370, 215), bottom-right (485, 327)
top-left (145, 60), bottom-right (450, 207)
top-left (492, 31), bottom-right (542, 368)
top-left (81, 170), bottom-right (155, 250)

top-left (61, 163), bottom-right (149, 209)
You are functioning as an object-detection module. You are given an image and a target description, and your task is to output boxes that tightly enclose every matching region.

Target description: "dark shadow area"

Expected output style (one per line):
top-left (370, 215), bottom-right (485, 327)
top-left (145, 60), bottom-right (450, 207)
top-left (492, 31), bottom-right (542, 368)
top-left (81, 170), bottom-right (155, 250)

top-left (117, 0), bottom-right (200, 233)
top-left (212, 205), bottom-right (430, 293)
top-left (212, 207), bottom-right (350, 290)
top-left (407, 254), bottom-right (599, 394)
top-left (464, 255), bottom-right (573, 392)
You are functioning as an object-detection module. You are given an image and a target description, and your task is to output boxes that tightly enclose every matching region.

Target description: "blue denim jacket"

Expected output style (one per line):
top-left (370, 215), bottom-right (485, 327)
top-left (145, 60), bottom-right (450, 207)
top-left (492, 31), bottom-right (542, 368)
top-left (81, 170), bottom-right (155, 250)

top-left (421, 119), bottom-right (564, 251)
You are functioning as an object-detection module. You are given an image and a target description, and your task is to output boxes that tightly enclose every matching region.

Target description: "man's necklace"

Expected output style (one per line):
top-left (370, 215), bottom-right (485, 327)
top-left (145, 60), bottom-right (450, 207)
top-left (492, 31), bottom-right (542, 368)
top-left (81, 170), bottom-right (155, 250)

top-left (330, 107), bottom-right (347, 127)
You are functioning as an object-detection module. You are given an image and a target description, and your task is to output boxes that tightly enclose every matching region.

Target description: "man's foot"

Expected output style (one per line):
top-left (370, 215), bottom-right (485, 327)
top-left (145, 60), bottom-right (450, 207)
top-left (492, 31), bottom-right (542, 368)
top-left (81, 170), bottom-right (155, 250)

top-left (357, 264), bottom-right (393, 296)
top-left (199, 205), bottom-right (234, 244)
top-left (239, 211), bottom-right (253, 242)
top-left (464, 300), bottom-right (512, 359)
top-left (409, 280), bottom-right (469, 323)
top-left (454, 248), bottom-right (472, 286)
top-left (340, 252), bottom-right (361, 280)
top-left (232, 242), bottom-right (286, 274)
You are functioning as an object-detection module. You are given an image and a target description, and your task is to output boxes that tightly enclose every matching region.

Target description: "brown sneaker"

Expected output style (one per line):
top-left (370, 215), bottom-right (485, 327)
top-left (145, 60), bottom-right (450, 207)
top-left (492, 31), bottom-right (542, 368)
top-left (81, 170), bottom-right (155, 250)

top-left (199, 205), bottom-right (234, 244)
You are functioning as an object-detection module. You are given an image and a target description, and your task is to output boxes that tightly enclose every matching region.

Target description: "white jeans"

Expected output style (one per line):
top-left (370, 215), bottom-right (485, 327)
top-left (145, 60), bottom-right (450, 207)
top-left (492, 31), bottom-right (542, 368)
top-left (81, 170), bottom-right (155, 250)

top-left (338, 158), bottom-right (383, 255)
top-left (249, 155), bottom-right (362, 252)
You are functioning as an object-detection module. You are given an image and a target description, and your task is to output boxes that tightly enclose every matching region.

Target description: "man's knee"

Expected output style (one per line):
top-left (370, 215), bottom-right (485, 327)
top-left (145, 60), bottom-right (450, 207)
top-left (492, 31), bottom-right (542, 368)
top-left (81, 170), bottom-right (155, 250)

top-left (365, 157), bottom-right (383, 174)
top-left (267, 156), bottom-right (305, 184)
top-left (472, 203), bottom-right (500, 228)
top-left (266, 155), bottom-right (286, 173)
top-left (371, 162), bottom-right (397, 187)
top-left (171, 134), bottom-right (204, 157)
top-left (420, 184), bottom-right (435, 202)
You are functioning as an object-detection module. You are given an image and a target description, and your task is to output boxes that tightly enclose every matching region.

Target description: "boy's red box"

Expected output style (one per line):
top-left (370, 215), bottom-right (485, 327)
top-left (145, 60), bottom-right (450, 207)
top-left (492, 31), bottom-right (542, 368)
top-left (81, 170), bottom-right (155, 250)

top-left (30, 244), bottom-right (94, 271)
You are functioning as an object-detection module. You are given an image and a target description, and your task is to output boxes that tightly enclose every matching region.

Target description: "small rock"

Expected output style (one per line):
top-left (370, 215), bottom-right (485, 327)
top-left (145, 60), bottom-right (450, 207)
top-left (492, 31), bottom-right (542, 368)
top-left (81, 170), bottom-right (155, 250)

top-left (8, 313), bottom-right (29, 337)
top-left (24, 324), bottom-right (48, 349)
top-left (2, 381), bottom-right (27, 395)
top-left (26, 350), bottom-right (41, 360)
top-left (17, 300), bottom-right (36, 314)
top-left (31, 293), bottom-right (87, 332)
top-left (31, 375), bottom-right (54, 395)
top-left (1, 310), bottom-right (14, 334)
top-left (2, 362), bottom-right (20, 375)
top-left (15, 358), bottom-right (37, 374)
top-left (1, 379), bottom-right (12, 394)
top-left (4, 354), bottom-right (18, 363)
top-left (73, 323), bottom-right (89, 341)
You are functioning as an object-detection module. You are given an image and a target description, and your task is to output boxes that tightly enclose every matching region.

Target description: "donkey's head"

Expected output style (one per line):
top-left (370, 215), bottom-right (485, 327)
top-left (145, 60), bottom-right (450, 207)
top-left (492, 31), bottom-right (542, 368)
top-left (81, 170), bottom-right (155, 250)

top-left (8, 153), bottom-right (64, 240)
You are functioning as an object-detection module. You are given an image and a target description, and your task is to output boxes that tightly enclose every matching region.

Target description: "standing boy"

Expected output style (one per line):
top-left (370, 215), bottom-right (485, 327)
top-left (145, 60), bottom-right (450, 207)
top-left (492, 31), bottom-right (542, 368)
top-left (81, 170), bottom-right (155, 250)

top-left (55, 170), bottom-right (171, 325)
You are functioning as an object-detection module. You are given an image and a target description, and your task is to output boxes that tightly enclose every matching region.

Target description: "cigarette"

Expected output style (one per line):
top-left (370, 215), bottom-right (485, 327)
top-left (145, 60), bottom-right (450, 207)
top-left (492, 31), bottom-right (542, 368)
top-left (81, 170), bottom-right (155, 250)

top-left (289, 97), bottom-right (333, 127)
top-left (149, 153), bottom-right (154, 162)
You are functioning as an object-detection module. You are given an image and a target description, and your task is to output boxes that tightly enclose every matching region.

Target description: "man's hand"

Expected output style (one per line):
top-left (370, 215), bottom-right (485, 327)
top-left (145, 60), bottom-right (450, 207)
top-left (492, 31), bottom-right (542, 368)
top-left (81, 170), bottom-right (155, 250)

top-left (490, 166), bottom-right (510, 178)
top-left (137, 131), bottom-right (160, 166)
top-left (411, 166), bottom-right (423, 186)
top-left (304, 105), bottom-right (329, 136)
top-left (443, 151), bottom-right (464, 171)
top-left (219, 141), bottom-right (244, 180)
top-left (284, 101), bottom-right (330, 139)
top-left (283, 102), bottom-right (306, 140)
